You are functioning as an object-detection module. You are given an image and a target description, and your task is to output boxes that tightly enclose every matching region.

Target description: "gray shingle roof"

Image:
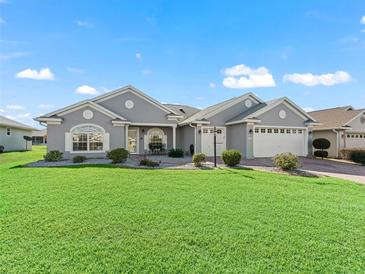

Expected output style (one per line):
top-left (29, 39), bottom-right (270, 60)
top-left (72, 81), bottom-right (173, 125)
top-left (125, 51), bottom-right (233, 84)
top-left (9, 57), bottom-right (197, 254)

top-left (0, 115), bottom-right (36, 131)
top-left (309, 106), bottom-right (365, 129)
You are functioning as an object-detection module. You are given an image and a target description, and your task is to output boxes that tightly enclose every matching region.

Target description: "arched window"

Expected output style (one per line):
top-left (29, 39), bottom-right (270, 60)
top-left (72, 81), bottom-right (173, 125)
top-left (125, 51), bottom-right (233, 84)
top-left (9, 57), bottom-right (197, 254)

top-left (71, 124), bottom-right (104, 152)
top-left (147, 128), bottom-right (166, 152)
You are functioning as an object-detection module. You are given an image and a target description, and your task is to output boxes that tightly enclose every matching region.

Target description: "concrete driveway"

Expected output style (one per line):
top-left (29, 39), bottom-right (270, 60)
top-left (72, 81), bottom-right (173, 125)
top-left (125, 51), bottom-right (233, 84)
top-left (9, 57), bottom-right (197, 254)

top-left (240, 157), bottom-right (365, 184)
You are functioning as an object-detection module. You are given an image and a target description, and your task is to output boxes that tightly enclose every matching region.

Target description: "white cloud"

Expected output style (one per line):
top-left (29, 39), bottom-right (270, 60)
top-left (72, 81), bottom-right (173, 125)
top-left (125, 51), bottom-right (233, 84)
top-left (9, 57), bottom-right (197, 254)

top-left (67, 67), bottom-right (84, 73)
top-left (15, 67), bottom-right (55, 80)
top-left (142, 69), bottom-right (152, 75)
top-left (283, 71), bottom-right (351, 86)
top-left (76, 20), bottom-right (93, 28)
top-left (361, 15), bottom-right (365, 24)
top-left (0, 51), bottom-right (30, 61)
top-left (75, 85), bottom-right (99, 95)
top-left (209, 82), bottom-right (216, 89)
top-left (0, 108), bottom-right (4, 112)
top-left (38, 104), bottom-right (55, 109)
top-left (136, 53), bottom-right (142, 60)
top-left (6, 104), bottom-right (24, 110)
top-left (302, 107), bottom-right (315, 112)
top-left (222, 64), bottom-right (276, 89)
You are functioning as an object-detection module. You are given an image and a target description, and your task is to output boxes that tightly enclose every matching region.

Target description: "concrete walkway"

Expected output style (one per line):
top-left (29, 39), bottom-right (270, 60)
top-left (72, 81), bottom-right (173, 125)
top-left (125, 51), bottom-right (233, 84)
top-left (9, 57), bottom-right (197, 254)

top-left (240, 157), bottom-right (365, 184)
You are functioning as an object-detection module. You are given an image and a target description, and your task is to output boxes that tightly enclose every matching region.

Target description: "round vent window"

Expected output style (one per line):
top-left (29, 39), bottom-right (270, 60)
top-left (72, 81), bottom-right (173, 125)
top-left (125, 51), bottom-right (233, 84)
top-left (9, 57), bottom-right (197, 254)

top-left (279, 110), bottom-right (287, 119)
top-left (83, 110), bottom-right (94, 120)
top-left (125, 100), bottom-right (134, 109)
top-left (245, 99), bottom-right (252, 108)
top-left (360, 115), bottom-right (365, 124)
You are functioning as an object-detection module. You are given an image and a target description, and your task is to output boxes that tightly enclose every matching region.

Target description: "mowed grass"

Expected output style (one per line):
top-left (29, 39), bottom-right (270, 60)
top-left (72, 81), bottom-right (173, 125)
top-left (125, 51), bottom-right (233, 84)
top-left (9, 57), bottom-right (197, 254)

top-left (0, 147), bottom-right (364, 273)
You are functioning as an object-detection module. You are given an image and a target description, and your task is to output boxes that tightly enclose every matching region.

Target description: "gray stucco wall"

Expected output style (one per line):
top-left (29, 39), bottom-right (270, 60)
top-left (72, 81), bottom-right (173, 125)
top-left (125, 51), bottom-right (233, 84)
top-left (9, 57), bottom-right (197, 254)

top-left (258, 103), bottom-right (306, 127)
top-left (0, 126), bottom-right (32, 151)
top-left (347, 113), bottom-right (365, 132)
top-left (97, 90), bottom-right (176, 125)
top-left (208, 98), bottom-right (259, 126)
top-left (47, 106), bottom-right (125, 159)
top-left (226, 124), bottom-right (247, 157)
top-left (176, 125), bottom-right (195, 154)
top-left (312, 130), bottom-right (338, 158)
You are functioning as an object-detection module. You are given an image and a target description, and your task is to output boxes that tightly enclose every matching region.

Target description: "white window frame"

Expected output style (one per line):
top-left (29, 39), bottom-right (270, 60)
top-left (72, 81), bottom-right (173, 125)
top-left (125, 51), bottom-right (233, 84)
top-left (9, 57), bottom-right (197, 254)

top-left (127, 128), bottom-right (139, 154)
top-left (69, 124), bottom-right (106, 153)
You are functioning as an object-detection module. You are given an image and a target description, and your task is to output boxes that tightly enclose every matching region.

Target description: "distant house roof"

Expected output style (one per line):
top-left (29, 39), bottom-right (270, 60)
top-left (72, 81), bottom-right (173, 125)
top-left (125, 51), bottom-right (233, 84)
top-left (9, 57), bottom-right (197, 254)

top-left (0, 115), bottom-right (36, 131)
top-left (162, 104), bottom-right (200, 120)
top-left (309, 106), bottom-right (365, 130)
top-left (32, 128), bottom-right (47, 137)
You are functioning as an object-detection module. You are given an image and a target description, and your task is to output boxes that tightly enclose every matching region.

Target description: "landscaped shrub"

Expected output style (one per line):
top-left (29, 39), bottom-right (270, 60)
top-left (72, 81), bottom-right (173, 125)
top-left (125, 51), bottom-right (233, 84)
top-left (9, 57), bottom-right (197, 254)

top-left (350, 151), bottom-right (365, 165)
top-left (73, 155), bottom-right (87, 163)
top-left (313, 138), bottom-right (331, 159)
top-left (44, 150), bottom-right (63, 162)
top-left (0, 145), bottom-right (4, 153)
top-left (272, 152), bottom-right (300, 171)
top-left (192, 153), bottom-right (206, 167)
top-left (222, 150), bottom-right (242, 167)
top-left (314, 150), bottom-right (328, 158)
top-left (168, 148), bottom-right (184, 158)
top-left (107, 148), bottom-right (129, 164)
top-left (139, 158), bottom-right (160, 167)
top-left (340, 148), bottom-right (365, 160)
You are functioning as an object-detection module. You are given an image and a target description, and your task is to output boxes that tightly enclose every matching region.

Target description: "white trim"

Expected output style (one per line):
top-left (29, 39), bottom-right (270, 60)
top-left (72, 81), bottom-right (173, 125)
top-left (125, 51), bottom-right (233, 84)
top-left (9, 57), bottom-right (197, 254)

top-left (179, 120), bottom-right (211, 126)
top-left (313, 126), bottom-right (352, 131)
top-left (252, 125), bottom-right (307, 129)
top-left (70, 123), bottom-right (106, 133)
top-left (35, 117), bottom-right (63, 123)
top-left (69, 124), bottom-right (107, 153)
top-left (226, 118), bottom-right (262, 126)
top-left (130, 122), bottom-right (177, 127)
top-left (70, 150), bottom-right (106, 154)
top-left (92, 85), bottom-right (179, 115)
top-left (47, 121), bottom-right (62, 125)
top-left (172, 126), bottom-right (176, 149)
top-left (112, 120), bottom-right (130, 126)
top-left (37, 99), bottom-right (90, 118)
top-left (58, 102), bottom-right (127, 120)
top-left (344, 110), bottom-right (365, 126)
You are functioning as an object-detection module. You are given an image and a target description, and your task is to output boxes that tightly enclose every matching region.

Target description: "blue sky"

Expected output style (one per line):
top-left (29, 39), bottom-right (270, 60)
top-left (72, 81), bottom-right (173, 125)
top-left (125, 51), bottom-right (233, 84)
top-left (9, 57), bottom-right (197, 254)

top-left (0, 0), bottom-right (365, 128)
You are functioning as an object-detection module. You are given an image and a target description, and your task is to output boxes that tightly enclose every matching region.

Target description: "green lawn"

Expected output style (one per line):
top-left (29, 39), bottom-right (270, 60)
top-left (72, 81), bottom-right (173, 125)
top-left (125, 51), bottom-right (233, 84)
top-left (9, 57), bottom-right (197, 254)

top-left (0, 147), bottom-right (364, 273)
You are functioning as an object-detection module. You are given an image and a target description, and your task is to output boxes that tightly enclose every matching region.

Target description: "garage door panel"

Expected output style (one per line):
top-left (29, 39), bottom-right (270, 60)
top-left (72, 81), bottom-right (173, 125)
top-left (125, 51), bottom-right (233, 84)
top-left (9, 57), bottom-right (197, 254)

top-left (254, 127), bottom-right (306, 157)
top-left (346, 132), bottom-right (365, 148)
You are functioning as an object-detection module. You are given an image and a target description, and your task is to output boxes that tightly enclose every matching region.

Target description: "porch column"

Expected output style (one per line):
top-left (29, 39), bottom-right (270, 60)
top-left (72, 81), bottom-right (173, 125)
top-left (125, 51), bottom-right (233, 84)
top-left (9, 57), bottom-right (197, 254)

top-left (125, 124), bottom-right (129, 150)
top-left (172, 125), bottom-right (176, 149)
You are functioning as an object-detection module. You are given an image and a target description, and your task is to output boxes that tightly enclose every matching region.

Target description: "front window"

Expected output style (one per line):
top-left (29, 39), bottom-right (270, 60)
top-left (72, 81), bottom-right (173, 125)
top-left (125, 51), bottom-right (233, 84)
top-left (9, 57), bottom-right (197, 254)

top-left (71, 125), bottom-right (104, 152)
top-left (147, 128), bottom-right (166, 153)
top-left (6, 128), bottom-right (11, 136)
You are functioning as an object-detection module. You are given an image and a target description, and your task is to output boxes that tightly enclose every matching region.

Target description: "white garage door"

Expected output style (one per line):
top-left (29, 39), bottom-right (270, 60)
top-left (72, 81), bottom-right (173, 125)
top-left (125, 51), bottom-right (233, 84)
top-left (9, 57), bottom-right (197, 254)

top-left (201, 127), bottom-right (226, 156)
top-left (254, 127), bottom-right (307, 157)
top-left (345, 132), bottom-right (365, 148)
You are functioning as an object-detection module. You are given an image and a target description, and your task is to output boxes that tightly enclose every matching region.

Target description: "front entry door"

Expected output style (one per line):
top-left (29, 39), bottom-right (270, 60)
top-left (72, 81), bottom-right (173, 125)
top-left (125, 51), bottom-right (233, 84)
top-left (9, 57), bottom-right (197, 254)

top-left (128, 128), bottom-right (138, 153)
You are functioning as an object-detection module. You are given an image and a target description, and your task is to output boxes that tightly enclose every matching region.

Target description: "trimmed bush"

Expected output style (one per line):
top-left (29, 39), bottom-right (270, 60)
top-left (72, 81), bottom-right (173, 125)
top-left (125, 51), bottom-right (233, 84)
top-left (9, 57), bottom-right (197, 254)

top-left (44, 150), bottom-right (63, 162)
top-left (192, 153), bottom-right (206, 167)
top-left (272, 152), bottom-right (300, 171)
top-left (350, 151), bottom-right (365, 165)
top-left (340, 148), bottom-right (365, 160)
top-left (313, 138), bottom-right (331, 159)
top-left (168, 148), bottom-right (184, 158)
top-left (107, 148), bottom-right (129, 164)
top-left (314, 150), bottom-right (328, 158)
top-left (222, 150), bottom-right (242, 167)
top-left (0, 145), bottom-right (4, 153)
top-left (139, 158), bottom-right (149, 166)
top-left (73, 155), bottom-right (87, 163)
top-left (146, 160), bottom-right (160, 168)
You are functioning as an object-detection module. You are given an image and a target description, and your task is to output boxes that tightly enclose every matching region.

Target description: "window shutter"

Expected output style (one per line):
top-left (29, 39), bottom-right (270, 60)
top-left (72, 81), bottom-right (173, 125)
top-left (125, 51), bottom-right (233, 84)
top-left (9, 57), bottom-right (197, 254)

top-left (144, 135), bottom-right (149, 151)
top-left (65, 132), bottom-right (71, 151)
top-left (104, 133), bottom-right (110, 151)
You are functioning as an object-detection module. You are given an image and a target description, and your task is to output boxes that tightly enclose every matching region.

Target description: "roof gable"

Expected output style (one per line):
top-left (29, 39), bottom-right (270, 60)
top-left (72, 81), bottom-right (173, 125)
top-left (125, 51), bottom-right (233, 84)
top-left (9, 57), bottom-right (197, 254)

top-left (309, 107), bottom-right (364, 129)
top-left (92, 85), bottom-right (178, 115)
top-left (0, 115), bottom-right (36, 131)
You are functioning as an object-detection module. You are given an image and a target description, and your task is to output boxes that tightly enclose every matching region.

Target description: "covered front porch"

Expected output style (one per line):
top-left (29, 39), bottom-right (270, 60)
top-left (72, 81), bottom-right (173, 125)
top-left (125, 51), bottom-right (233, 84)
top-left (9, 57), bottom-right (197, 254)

top-left (125, 124), bottom-right (177, 155)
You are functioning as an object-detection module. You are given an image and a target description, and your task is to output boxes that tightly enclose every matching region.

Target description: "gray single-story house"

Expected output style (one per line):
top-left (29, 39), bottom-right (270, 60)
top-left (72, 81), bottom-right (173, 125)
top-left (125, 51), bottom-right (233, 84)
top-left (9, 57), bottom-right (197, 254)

top-left (35, 85), bottom-right (319, 159)
top-left (32, 128), bottom-right (47, 145)
top-left (0, 115), bottom-right (35, 151)
top-left (309, 106), bottom-right (365, 158)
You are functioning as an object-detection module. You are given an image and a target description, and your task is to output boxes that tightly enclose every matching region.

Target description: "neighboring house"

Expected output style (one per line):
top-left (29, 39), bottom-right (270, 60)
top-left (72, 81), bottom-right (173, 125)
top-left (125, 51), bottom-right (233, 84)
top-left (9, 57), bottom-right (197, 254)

top-left (35, 85), bottom-right (319, 159)
top-left (309, 106), bottom-right (365, 158)
top-left (32, 129), bottom-right (47, 145)
top-left (0, 115), bottom-right (35, 151)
